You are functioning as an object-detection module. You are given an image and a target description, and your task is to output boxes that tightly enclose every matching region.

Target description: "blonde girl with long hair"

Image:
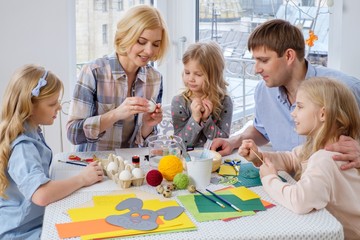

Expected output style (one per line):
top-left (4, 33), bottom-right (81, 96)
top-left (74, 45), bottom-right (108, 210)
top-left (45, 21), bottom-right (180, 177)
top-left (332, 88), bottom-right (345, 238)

top-left (239, 77), bottom-right (360, 239)
top-left (0, 65), bottom-right (104, 239)
top-left (171, 41), bottom-right (233, 147)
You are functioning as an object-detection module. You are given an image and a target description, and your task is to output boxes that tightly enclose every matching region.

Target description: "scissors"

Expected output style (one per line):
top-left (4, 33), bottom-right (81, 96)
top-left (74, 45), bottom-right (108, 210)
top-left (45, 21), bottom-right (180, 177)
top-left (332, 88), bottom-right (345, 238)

top-left (68, 155), bottom-right (94, 163)
top-left (224, 159), bottom-right (241, 173)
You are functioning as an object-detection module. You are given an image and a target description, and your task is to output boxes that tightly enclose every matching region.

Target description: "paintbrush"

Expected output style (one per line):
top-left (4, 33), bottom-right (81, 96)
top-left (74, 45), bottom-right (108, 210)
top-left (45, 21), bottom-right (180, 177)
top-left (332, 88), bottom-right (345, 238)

top-left (250, 148), bottom-right (264, 164)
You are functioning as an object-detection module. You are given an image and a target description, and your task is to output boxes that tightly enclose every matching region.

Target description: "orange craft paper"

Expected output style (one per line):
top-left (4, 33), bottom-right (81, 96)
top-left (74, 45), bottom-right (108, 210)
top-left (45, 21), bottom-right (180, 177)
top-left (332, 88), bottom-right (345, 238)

top-left (56, 217), bottom-right (163, 238)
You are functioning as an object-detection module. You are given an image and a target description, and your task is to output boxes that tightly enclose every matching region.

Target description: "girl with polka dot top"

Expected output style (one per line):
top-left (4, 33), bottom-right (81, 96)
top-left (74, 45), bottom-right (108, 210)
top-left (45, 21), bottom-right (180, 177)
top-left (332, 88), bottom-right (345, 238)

top-left (171, 41), bottom-right (233, 148)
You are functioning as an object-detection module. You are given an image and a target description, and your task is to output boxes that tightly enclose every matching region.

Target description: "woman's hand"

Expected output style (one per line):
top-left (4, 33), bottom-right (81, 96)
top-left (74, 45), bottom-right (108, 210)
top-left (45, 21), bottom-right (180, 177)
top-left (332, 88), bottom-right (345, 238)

top-left (142, 103), bottom-right (163, 127)
top-left (238, 139), bottom-right (263, 167)
top-left (114, 97), bottom-right (150, 120)
top-left (259, 157), bottom-right (277, 178)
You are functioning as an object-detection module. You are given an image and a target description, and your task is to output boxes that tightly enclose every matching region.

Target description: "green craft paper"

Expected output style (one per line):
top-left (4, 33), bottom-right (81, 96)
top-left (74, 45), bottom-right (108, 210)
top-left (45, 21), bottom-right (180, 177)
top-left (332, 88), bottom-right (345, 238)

top-left (177, 194), bottom-right (255, 222)
top-left (195, 193), bottom-right (266, 212)
top-left (233, 163), bottom-right (287, 187)
top-left (234, 163), bottom-right (262, 187)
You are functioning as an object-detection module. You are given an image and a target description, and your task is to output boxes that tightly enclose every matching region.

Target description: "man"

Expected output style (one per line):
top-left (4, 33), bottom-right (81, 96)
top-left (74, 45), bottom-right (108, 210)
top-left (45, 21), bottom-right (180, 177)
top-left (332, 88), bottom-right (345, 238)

top-left (211, 19), bottom-right (360, 170)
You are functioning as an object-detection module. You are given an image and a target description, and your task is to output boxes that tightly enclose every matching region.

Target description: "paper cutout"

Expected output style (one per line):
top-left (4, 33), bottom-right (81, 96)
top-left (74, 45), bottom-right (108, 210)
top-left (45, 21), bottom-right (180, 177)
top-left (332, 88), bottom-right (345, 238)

top-left (234, 163), bottom-right (262, 187)
top-left (56, 194), bottom-right (196, 239)
top-left (177, 194), bottom-right (255, 222)
top-left (222, 199), bottom-right (276, 222)
top-left (306, 30), bottom-right (318, 47)
top-left (229, 186), bottom-right (260, 201)
top-left (241, 169), bottom-right (259, 178)
top-left (218, 164), bottom-right (238, 176)
top-left (106, 198), bottom-right (184, 231)
top-left (195, 193), bottom-right (265, 212)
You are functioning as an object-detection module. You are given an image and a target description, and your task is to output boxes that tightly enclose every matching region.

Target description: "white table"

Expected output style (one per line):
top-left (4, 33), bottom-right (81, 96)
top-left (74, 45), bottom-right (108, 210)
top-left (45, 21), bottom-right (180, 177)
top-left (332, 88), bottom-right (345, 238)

top-left (41, 150), bottom-right (344, 240)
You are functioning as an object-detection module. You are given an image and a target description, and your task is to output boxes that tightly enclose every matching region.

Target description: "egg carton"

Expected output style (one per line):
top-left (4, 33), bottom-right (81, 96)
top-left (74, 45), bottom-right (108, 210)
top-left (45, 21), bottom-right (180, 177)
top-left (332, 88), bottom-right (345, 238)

top-left (101, 153), bottom-right (145, 189)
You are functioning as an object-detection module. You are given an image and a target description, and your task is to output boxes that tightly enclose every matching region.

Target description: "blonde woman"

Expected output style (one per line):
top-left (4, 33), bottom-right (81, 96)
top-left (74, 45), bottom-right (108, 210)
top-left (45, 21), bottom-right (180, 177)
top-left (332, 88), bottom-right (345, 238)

top-left (171, 41), bottom-right (233, 147)
top-left (239, 77), bottom-right (360, 239)
top-left (0, 65), bottom-right (103, 239)
top-left (67, 5), bottom-right (170, 151)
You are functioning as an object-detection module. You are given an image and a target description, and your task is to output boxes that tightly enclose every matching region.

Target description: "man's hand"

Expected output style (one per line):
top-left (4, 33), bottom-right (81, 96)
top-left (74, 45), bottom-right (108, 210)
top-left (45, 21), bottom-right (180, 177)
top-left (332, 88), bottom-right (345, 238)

top-left (211, 138), bottom-right (233, 156)
top-left (325, 135), bottom-right (360, 170)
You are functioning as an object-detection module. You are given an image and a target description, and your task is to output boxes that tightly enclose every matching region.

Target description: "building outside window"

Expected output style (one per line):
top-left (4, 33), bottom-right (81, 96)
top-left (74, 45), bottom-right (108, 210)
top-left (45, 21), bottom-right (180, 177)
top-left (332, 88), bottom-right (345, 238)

top-left (113, 0), bottom-right (124, 11)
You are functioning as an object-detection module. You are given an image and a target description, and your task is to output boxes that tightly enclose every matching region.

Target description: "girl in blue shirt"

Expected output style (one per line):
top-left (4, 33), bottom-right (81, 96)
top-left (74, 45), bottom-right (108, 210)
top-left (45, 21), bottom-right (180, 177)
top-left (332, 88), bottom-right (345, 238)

top-left (0, 64), bottom-right (104, 239)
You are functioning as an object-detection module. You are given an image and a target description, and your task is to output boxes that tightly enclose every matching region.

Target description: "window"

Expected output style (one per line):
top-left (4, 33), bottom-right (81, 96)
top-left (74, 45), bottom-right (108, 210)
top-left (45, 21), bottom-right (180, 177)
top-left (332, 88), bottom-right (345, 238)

top-left (197, 0), bottom-right (329, 133)
top-left (102, 24), bottom-right (108, 44)
top-left (94, 0), bottom-right (108, 12)
top-left (129, 0), bottom-right (135, 7)
top-left (76, 0), bottom-right (152, 68)
top-left (113, 0), bottom-right (124, 11)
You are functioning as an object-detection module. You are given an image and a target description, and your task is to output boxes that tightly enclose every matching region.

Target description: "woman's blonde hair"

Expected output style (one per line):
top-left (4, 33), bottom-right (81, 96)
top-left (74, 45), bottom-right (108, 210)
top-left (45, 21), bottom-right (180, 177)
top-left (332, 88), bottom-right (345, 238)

top-left (298, 77), bottom-right (360, 168)
top-left (114, 5), bottom-right (169, 62)
top-left (0, 64), bottom-right (63, 198)
top-left (181, 41), bottom-right (229, 119)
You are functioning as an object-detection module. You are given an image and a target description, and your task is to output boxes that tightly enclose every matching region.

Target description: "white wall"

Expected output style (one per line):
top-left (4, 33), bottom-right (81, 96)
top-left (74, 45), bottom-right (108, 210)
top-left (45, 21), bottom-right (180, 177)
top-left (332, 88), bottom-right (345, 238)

top-left (156, 0), bottom-right (196, 104)
top-left (328, 0), bottom-right (360, 79)
top-left (0, 0), bottom-right (76, 154)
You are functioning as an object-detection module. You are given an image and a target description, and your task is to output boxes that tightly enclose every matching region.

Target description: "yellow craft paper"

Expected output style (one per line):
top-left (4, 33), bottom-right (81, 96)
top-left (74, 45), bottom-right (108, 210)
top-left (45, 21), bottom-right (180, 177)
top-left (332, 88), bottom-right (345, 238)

top-left (229, 186), bottom-right (260, 201)
top-left (218, 164), bottom-right (237, 176)
top-left (81, 199), bottom-right (196, 240)
top-left (68, 198), bottom-right (163, 222)
top-left (67, 194), bottom-right (136, 221)
top-left (92, 194), bottom-right (136, 206)
top-left (66, 195), bottom-right (196, 239)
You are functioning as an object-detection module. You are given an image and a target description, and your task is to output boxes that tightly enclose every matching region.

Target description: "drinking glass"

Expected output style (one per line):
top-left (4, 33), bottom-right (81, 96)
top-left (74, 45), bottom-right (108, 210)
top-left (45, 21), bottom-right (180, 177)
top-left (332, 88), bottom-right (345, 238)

top-left (146, 135), bottom-right (182, 168)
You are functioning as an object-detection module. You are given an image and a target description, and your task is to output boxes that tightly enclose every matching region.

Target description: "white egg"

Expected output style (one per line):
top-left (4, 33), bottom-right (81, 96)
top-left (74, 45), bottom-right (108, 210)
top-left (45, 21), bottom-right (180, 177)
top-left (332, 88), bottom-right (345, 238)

top-left (148, 100), bottom-right (156, 112)
top-left (119, 170), bottom-right (132, 180)
top-left (132, 168), bottom-right (144, 178)
top-left (107, 161), bottom-right (118, 172)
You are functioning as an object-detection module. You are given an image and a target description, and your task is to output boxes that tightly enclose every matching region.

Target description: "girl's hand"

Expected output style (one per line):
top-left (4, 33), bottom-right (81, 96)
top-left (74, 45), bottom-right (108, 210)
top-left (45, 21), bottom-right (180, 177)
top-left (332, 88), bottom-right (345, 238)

top-left (238, 139), bottom-right (262, 167)
top-left (201, 98), bottom-right (213, 122)
top-left (114, 97), bottom-right (150, 120)
top-left (190, 98), bottom-right (204, 123)
top-left (142, 104), bottom-right (163, 127)
top-left (79, 162), bottom-right (104, 187)
top-left (259, 157), bottom-right (277, 178)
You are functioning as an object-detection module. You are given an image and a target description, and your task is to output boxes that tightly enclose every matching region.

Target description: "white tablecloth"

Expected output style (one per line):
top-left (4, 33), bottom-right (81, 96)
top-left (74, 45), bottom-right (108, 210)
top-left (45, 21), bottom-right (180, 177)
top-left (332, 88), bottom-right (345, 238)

top-left (41, 150), bottom-right (344, 240)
